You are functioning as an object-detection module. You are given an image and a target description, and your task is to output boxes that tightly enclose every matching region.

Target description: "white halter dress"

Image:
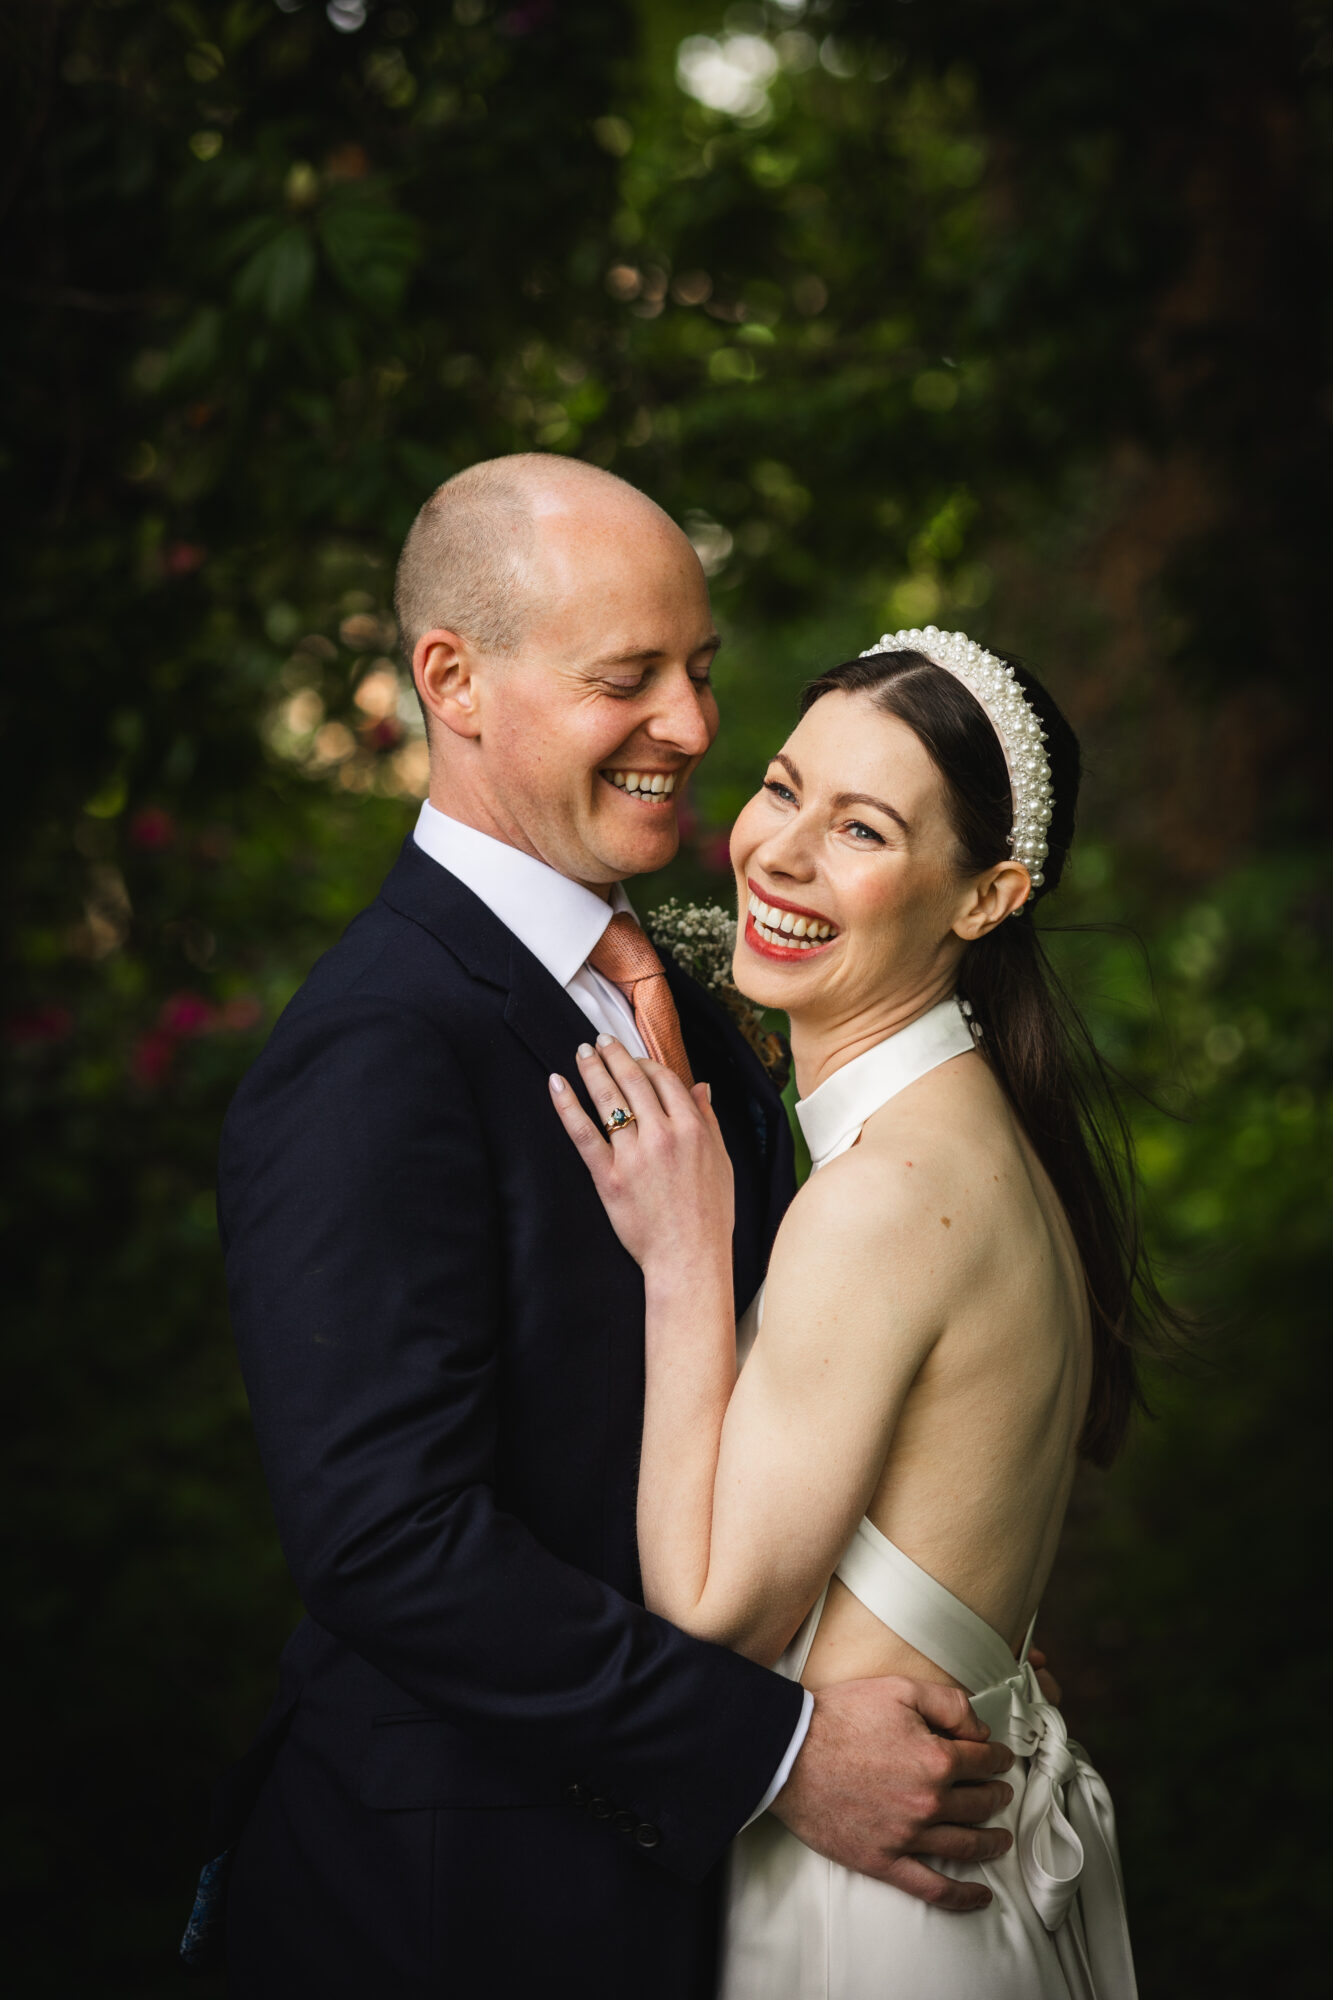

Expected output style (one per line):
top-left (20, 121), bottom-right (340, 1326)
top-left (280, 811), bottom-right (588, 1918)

top-left (721, 998), bottom-right (1137, 2000)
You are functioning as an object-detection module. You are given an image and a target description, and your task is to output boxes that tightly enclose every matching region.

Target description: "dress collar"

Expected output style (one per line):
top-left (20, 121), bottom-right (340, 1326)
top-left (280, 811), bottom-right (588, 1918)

top-left (413, 800), bottom-right (633, 988)
top-left (795, 997), bottom-right (977, 1170)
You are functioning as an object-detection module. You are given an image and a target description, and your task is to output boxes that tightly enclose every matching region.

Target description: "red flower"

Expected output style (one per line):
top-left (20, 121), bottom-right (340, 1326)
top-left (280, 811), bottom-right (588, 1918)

top-left (129, 806), bottom-right (177, 851)
top-left (5, 1004), bottom-right (74, 1047)
top-left (365, 717), bottom-right (404, 752)
top-left (218, 995), bottom-right (263, 1032)
top-left (165, 542), bottom-right (206, 576)
top-left (131, 1028), bottom-right (177, 1087)
top-left (697, 829), bottom-right (734, 876)
top-left (501, 0), bottom-right (555, 33)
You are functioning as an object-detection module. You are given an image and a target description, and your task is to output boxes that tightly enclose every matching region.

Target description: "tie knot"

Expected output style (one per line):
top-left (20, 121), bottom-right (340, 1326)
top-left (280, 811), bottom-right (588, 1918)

top-left (588, 911), bottom-right (667, 990)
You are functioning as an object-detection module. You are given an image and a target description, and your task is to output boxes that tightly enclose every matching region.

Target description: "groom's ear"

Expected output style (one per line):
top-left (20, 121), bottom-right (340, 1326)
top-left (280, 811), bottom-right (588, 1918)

top-left (414, 629), bottom-right (483, 741)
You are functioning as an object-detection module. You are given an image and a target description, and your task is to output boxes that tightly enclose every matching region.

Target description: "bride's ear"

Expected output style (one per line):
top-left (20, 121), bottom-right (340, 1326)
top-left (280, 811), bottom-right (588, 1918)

top-left (950, 861), bottom-right (1033, 942)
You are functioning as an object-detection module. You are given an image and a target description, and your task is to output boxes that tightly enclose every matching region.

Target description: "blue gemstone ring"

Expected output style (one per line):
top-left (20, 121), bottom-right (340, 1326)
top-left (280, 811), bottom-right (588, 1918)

top-left (603, 1105), bottom-right (637, 1137)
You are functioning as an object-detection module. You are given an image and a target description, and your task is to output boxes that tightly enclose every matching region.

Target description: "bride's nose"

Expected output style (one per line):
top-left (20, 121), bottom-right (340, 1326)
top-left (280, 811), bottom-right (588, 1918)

top-left (751, 811), bottom-right (817, 885)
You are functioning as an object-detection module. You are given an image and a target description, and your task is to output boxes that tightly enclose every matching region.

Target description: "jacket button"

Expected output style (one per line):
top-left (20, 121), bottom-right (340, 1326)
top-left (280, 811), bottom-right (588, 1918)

top-left (613, 1810), bottom-right (635, 1834)
top-left (564, 1783), bottom-right (589, 1807)
top-left (634, 1822), bottom-right (661, 1848)
top-left (589, 1796), bottom-right (614, 1819)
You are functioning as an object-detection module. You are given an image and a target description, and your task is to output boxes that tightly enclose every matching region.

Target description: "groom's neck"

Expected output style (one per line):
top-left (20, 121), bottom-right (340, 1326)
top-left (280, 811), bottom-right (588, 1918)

top-left (425, 785), bottom-right (616, 902)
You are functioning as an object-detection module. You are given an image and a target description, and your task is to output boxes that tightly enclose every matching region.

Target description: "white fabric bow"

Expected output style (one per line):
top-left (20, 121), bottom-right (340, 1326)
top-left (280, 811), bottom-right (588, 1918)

top-left (975, 1664), bottom-right (1139, 2000)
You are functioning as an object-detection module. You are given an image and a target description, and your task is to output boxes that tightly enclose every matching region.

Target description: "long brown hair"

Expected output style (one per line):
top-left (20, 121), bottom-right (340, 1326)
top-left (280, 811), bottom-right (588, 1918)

top-left (801, 648), bottom-right (1178, 1465)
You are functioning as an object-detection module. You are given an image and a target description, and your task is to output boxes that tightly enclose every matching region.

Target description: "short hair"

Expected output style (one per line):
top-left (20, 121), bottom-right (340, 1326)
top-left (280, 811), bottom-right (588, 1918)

top-left (393, 453), bottom-right (648, 663)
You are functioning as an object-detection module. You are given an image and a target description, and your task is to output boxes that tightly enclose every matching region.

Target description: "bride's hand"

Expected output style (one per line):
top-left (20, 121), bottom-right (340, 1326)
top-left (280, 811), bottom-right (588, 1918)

top-left (549, 1037), bottom-right (734, 1279)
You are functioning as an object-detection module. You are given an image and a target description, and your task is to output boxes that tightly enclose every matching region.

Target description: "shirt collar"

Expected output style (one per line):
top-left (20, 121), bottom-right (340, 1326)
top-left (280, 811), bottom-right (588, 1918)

top-left (413, 800), bottom-right (634, 988)
top-left (795, 997), bottom-right (975, 1170)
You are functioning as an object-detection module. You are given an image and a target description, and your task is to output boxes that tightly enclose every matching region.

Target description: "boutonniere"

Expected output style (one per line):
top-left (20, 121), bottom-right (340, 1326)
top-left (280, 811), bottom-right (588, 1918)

top-left (646, 899), bottom-right (792, 1092)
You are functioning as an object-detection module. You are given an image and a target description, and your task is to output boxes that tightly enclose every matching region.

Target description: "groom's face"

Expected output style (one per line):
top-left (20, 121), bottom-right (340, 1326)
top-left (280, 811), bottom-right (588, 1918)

top-left (471, 504), bottom-right (720, 890)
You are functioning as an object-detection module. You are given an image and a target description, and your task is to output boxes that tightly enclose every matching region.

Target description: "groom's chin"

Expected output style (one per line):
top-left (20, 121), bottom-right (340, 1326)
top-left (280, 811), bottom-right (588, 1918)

top-left (593, 810), bottom-right (681, 881)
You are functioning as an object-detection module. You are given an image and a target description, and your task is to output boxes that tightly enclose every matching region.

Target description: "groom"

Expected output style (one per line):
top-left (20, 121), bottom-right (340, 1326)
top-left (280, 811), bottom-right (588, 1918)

top-left (215, 455), bottom-right (1016, 1997)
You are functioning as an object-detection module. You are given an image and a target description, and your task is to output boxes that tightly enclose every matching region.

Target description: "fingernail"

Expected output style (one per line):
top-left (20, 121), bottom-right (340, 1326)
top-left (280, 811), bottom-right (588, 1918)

top-left (577, 1043), bottom-right (593, 1060)
top-left (596, 1033), bottom-right (614, 1048)
top-left (550, 1074), bottom-right (565, 1094)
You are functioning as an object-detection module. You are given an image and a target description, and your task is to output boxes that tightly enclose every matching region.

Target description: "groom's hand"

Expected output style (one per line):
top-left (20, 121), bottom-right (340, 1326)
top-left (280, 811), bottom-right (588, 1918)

top-left (768, 1676), bottom-right (1015, 1913)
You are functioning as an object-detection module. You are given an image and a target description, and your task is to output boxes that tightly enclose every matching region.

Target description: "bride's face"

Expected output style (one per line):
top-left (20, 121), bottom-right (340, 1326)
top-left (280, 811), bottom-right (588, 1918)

top-left (729, 690), bottom-right (989, 1029)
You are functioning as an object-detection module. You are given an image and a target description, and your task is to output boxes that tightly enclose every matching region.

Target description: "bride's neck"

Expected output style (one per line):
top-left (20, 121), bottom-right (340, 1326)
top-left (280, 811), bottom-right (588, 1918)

top-left (788, 974), bottom-right (959, 1099)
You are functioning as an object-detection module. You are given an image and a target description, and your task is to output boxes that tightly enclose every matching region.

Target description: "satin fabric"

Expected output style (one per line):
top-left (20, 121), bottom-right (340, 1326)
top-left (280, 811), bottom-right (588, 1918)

top-left (722, 999), bottom-right (1137, 1999)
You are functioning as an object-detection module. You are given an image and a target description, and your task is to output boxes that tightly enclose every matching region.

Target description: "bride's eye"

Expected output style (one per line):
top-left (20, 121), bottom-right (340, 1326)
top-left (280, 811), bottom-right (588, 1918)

top-left (845, 819), bottom-right (884, 845)
top-left (763, 778), bottom-right (796, 804)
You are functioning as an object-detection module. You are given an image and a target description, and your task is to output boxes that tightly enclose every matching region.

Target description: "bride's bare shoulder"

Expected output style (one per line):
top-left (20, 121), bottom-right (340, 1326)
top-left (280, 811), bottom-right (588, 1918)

top-left (771, 1104), bottom-right (999, 1302)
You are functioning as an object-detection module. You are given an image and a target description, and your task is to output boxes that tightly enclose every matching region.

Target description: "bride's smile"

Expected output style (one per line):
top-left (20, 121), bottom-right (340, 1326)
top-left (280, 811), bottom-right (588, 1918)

top-left (729, 685), bottom-right (1030, 1095)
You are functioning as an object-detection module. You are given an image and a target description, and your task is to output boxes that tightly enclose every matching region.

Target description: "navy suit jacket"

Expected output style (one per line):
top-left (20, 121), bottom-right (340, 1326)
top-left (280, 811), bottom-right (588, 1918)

top-left (216, 839), bottom-right (802, 1998)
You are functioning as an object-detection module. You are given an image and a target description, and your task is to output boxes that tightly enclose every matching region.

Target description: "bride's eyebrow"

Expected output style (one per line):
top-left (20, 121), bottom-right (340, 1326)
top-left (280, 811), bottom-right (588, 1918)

top-left (773, 753), bottom-right (910, 833)
top-left (833, 789), bottom-right (910, 834)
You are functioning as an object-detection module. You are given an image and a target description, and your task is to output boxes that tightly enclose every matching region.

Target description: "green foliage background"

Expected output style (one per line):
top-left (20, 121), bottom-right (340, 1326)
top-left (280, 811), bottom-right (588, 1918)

top-left (3, 1), bottom-right (1329, 1992)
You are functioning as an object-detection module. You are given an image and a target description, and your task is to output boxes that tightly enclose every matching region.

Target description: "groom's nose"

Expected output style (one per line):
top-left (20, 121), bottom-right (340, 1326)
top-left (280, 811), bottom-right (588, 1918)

top-left (642, 666), bottom-right (715, 757)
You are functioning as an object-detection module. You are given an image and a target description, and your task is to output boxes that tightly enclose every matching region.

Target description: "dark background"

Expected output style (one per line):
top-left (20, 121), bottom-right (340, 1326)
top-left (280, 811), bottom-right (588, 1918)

top-left (3, 1), bottom-right (1329, 1992)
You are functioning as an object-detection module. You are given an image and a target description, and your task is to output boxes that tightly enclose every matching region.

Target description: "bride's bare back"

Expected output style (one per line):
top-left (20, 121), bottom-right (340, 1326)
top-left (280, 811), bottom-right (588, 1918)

top-left (777, 1048), bottom-right (1091, 1692)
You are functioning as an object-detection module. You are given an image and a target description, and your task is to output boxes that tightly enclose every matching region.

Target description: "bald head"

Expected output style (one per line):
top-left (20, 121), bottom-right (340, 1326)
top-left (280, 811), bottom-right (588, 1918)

top-left (394, 454), bottom-right (681, 664)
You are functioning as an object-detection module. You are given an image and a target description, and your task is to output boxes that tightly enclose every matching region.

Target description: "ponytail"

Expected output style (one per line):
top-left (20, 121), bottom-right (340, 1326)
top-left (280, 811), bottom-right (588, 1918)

top-left (802, 649), bottom-right (1184, 1465)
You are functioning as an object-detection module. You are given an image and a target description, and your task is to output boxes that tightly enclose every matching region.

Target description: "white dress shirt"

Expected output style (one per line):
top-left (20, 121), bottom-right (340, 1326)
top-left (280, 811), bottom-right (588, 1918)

top-left (413, 801), bottom-right (813, 1822)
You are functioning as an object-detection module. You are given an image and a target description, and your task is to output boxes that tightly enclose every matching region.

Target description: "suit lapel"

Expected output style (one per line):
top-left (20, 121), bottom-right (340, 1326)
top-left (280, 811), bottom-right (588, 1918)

top-left (502, 945), bottom-right (605, 1108)
top-left (379, 834), bottom-right (792, 1230)
top-left (378, 836), bottom-right (606, 1119)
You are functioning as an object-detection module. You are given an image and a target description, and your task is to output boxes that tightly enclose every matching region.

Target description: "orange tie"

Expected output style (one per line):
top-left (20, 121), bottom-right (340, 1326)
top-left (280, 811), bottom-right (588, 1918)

top-left (588, 912), bottom-right (695, 1090)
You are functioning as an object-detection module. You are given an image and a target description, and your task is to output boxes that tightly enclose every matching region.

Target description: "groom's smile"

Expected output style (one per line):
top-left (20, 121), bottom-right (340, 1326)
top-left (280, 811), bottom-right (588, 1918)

top-left (598, 766), bottom-right (680, 801)
top-left (410, 456), bottom-right (720, 896)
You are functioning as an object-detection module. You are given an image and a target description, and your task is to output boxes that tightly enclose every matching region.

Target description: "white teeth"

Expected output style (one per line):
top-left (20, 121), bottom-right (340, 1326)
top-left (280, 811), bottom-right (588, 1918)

top-left (746, 891), bottom-right (836, 948)
top-left (604, 770), bottom-right (678, 798)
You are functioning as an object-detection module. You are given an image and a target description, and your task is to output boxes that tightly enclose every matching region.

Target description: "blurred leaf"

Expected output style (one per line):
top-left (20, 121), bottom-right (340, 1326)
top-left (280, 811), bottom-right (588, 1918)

top-left (234, 223), bottom-right (317, 323)
top-left (316, 191), bottom-right (421, 314)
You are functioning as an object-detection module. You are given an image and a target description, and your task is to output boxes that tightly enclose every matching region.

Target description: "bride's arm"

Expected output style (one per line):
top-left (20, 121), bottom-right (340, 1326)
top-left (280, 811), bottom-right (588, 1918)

top-left (551, 1037), bottom-right (952, 1665)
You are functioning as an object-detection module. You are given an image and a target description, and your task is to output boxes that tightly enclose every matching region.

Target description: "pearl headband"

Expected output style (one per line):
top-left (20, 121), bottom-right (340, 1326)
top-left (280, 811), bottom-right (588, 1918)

top-left (858, 624), bottom-right (1054, 894)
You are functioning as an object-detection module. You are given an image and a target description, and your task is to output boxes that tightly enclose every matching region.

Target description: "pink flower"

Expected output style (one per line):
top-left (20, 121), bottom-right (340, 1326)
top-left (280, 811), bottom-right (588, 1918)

top-left (158, 991), bottom-right (216, 1037)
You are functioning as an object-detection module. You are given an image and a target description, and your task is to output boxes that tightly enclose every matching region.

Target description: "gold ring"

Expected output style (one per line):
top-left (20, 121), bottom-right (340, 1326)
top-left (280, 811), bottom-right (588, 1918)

top-left (602, 1106), bottom-right (636, 1137)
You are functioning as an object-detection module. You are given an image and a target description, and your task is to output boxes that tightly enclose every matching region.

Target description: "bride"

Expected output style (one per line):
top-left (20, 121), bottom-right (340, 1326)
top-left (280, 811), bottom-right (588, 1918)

top-left (550, 628), bottom-right (1146, 1999)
